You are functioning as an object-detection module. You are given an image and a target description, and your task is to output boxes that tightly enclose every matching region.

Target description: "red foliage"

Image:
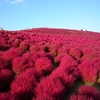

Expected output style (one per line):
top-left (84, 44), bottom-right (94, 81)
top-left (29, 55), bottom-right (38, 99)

top-left (51, 42), bottom-right (62, 50)
top-left (59, 64), bottom-right (80, 78)
top-left (78, 60), bottom-right (98, 84)
top-left (91, 58), bottom-right (100, 72)
top-left (19, 41), bottom-right (29, 52)
top-left (34, 76), bottom-right (65, 99)
top-left (51, 66), bottom-right (75, 91)
top-left (12, 56), bottom-right (31, 75)
top-left (0, 69), bottom-right (14, 92)
top-left (11, 68), bottom-right (37, 100)
top-left (78, 85), bottom-right (100, 100)
top-left (58, 46), bottom-right (69, 55)
top-left (54, 53), bottom-right (65, 64)
top-left (68, 94), bottom-right (94, 100)
top-left (30, 50), bottom-right (49, 62)
top-left (2, 48), bottom-right (22, 62)
top-left (82, 48), bottom-right (100, 60)
top-left (0, 28), bottom-right (100, 99)
top-left (60, 54), bottom-right (77, 66)
top-left (35, 57), bottom-right (54, 75)
top-left (3, 44), bottom-right (11, 51)
top-left (29, 45), bottom-right (40, 52)
top-left (50, 48), bottom-right (58, 56)
top-left (0, 44), bottom-right (3, 50)
top-left (33, 94), bottom-right (55, 100)
top-left (0, 51), bottom-right (3, 56)
top-left (0, 38), bottom-right (7, 45)
top-left (0, 56), bottom-right (8, 70)
top-left (91, 58), bottom-right (100, 83)
top-left (69, 48), bottom-right (83, 59)
top-left (0, 92), bottom-right (20, 100)
top-left (11, 39), bottom-right (21, 47)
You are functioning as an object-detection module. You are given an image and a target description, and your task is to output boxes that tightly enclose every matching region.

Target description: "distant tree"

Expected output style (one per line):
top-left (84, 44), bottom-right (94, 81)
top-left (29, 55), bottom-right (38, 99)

top-left (85, 29), bottom-right (88, 32)
top-left (0, 28), bottom-right (4, 30)
top-left (80, 29), bottom-right (83, 31)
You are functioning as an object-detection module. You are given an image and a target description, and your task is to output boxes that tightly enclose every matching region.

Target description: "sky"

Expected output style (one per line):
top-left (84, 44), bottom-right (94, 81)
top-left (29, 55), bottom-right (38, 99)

top-left (0, 0), bottom-right (100, 32)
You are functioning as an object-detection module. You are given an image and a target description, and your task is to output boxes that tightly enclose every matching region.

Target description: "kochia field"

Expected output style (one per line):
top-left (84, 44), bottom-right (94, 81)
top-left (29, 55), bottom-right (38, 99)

top-left (0, 28), bottom-right (100, 100)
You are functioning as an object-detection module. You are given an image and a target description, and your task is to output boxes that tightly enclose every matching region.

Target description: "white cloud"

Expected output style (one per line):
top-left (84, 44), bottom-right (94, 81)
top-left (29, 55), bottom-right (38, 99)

top-left (11, 0), bottom-right (24, 4)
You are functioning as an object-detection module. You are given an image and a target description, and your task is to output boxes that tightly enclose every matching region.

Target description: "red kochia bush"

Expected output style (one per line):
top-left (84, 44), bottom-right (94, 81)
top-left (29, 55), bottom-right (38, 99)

top-left (19, 41), bottom-right (29, 52)
top-left (27, 50), bottom-right (46, 62)
top-left (54, 53), bottom-right (65, 64)
top-left (23, 51), bottom-right (54, 71)
top-left (11, 68), bottom-right (37, 100)
top-left (60, 54), bottom-right (77, 67)
top-left (78, 85), bottom-right (100, 100)
top-left (2, 48), bottom-right (21, 62)
top-left (22, 52), bottom-right (36, 62)
top-left (68, 94), bottom-right (94, 100)
top-left (11, 39), bottom-right (21, 47)
top-left (69, 48), bottom-right (83, 59)
top-left (38, 44), bottom-right (49, 52)
top-left (0, 69), bottom-right (14, 92)
top-left (51, 66), bottom-right (76, 92)
top-left (49, 43), bottom-right (62, 52)
top-left (12, 56), bottom-right (30, 75)
top-left (0, 56), bottom-right (8, 70)
top-left (50, 48), bottom-right (58, 57)
top-left (91, 58), bottom-right (100, 83)
top-left (91, 58), bottom-right (100, 70)
top-left (0, 93), bottom-right (11, 100)
top-left (34, 76), bottom-right (65, 100)
top-left (81, 48), bottom-right (98, 60)
top-left (58, 46), bottom-right (69, 55)
top-left (0, 38), bottom-right (7, 45)
top-left (45, 52), bottom-right (54, 62)
top-left (29, 45), bottom-right (40, 52)
top-left (33, 94), bottom-right (55, 100)
top-left (3, 44), bottom-right (11, 51)
top-left (0, 51), bottom-right (3, 56)
top-left (35, 57), bottom-right (54, 75)
top-left (78, 60), bottom-right (98, 85)
top-left (63, 65), bottom-right (80, 78)
top-left (0, 44), bottom-right (3, 50)
top-left (0, 92), bottom-right (20, 100)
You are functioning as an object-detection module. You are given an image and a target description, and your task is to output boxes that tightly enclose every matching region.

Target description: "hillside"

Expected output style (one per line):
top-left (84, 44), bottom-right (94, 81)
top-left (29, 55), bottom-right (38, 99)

top-left (0, 28), bottom-right (100, 100)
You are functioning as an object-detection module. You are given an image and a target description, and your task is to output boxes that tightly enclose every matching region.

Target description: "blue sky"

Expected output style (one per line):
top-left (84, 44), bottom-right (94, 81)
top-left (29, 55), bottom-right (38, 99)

top-left (0, 0), bottom-right (100, 32)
